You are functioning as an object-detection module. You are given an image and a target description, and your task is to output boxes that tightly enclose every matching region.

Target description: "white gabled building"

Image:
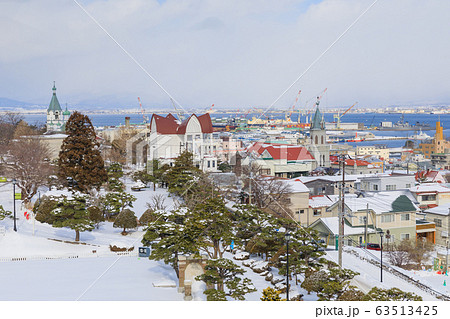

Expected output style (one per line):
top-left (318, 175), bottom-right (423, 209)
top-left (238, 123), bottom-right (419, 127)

top-left (148, 113), bottom-right (221, 172)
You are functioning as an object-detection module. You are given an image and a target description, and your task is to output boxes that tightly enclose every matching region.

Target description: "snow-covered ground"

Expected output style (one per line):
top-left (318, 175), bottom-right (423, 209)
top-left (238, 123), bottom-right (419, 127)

top-left (0, 178), bottom-right (449, 301)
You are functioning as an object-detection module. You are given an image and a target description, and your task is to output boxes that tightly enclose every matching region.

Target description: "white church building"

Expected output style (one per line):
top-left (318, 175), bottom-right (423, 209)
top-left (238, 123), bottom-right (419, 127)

top-left (46, 82), bottom-right (70, 133)
top-left (148, 113), bottom-right (221, 172)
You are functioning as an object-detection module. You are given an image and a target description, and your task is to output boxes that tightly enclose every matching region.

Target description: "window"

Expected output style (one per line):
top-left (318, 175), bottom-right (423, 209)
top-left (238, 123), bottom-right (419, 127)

top-left (373, 185), bottom-right (379, 191)
top-left (313, 209), bottom-right (321, 216)
top-left (212, 161), bottom-right (216, 168)
top-left (434, 218), bottom-right (442, 228)
top-left (207, 161), bottom-right (210, 168)
top-left (401, 214), bottom-right (410, 221)
top-left (381, 214), bottom-right (394, 223)
top-left (359, 216), bottom-right (367, 224)
top-left (422, 194), bottom-right (436, 201)
top-left (296, 210), bottom-right (304, 214)
top-left (386, 185), bottom-right (397, 191)
top-left (400, 233), bottom-right (410, 240)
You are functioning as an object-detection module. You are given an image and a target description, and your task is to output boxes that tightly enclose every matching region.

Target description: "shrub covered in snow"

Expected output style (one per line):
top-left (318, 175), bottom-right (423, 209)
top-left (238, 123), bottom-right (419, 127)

top-left (251, 261), bottom-right (269, 273)
top-left (233, 251), bottom-right (250, 261)
top-left (109, 241), bottom-right (134, 252)
top-left (113, 208), bottom-right (137, 235)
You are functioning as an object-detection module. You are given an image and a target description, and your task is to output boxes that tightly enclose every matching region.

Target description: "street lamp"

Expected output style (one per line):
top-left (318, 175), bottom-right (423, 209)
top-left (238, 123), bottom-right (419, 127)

top-left (379, 230), bottom-right (384, 282)
top-left (285, 231), bottom-right (291, 301)
top-left (12, 179), bottom-right (17, 232)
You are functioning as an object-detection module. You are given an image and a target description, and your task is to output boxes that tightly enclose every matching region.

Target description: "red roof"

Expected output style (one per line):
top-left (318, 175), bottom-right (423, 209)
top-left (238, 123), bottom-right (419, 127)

top-left (331, 159), bottom-right (371, 167)
top-left (247, 142), bottom-right (314, 161)
top-left (198, 114), bottom-right (213, 133)
top-left (150, 113), bottom-right (213, 135)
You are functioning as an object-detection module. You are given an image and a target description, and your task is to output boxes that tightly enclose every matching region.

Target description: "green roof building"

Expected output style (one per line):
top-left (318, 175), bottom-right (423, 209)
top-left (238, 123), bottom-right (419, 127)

top-left (46, 82), bottom-right (70, 133)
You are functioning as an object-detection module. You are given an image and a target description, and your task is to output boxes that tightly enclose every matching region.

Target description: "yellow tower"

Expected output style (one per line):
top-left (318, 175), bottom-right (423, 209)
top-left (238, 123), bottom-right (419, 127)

top-left (435, 120), bottom-right (444, 141)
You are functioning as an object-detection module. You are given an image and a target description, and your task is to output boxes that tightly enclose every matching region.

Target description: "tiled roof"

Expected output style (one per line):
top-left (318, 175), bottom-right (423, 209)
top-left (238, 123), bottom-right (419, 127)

top-left (247, 142), bottom-right (314, 161)
top-left (150, 113), bottom-right (213, 135)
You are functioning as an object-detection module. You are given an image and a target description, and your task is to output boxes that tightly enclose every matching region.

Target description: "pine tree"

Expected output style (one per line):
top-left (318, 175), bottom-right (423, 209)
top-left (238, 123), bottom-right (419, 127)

top-left (139, 208), bottom-right (157, 226)
top-left (101, 191), bottom-right (136, 219)
top-left (300, 267), bottom-right (360, 301)
top-left (46, 194), bottom-right (95, 241)
top-left (58, 111), bottom-right (107, 193)
top-left (165, 151), bottom-right (200, 196)
top-left (190, 197), bottom-right (235, 259)
top-left (141, 207), bottom-right (200, 277)
top-left (87, 205), bottom-right (104, 229)
top-left (363, 287), bottom-right (423, 301)
top-left (34, 196), bottom-right (58, 224)
top-left (113, 208), bottom-right (138, 235)
top-left (195, 258), bottom-right (256, 301)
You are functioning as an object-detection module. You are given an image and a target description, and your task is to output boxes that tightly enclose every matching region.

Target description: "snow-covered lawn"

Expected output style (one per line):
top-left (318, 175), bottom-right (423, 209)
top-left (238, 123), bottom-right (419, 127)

top-left (0, 179), bottom-right (449, 301)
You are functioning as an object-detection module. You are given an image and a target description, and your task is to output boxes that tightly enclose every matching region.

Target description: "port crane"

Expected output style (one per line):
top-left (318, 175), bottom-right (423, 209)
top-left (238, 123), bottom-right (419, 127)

top-left (333, 102), bottom-right (357, 129)
top-left (137, 97), bottom-right (149, 123)
top-left (286, 90), bottom-right (302, 122)
top-left (170, 98), bottom-right (184, 121)
top-left (206, 104), bottom-right (214, 113)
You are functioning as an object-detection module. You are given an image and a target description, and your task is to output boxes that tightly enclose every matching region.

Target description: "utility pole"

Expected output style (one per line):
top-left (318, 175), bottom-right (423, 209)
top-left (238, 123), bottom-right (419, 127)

top-left (364, 203), bottom-right (369, 246)
top-left (248, 155), bottom-right (253, 205)
top-left (338, 156), bottom-right (345, 267)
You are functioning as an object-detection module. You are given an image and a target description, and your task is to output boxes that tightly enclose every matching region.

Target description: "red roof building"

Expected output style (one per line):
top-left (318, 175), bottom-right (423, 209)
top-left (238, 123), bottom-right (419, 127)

top-left (149, 113), bottom-right (219, 172)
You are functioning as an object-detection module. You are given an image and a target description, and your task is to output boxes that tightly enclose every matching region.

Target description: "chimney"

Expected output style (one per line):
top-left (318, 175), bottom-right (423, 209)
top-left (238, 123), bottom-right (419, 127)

top-left (125, 117), bottom-right (130, 127)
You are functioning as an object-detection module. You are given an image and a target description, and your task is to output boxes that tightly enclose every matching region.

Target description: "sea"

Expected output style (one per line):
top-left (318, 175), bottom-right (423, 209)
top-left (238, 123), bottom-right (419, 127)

top-left (23, 112), bottom-right (450, 149)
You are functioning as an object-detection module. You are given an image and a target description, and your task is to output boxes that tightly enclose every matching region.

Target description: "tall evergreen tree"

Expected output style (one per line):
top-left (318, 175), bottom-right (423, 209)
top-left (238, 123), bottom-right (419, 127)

top-left (58, 111), bottom-right (107, 192)
top-left (190, 197), bottom-right (234, 259)
top-left (165, 151), bottom-right (200, 196)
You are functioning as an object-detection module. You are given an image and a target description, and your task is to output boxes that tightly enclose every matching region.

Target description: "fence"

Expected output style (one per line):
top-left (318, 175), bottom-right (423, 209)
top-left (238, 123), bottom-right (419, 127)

top-left (0, 249), bottom-right (138, 263)
top-left (343, 240), bottom-right (450, 301)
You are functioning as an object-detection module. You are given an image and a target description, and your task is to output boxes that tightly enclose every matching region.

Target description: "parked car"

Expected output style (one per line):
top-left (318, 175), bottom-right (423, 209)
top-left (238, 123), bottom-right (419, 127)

top-left (365, 243), bottom-right (381, 251)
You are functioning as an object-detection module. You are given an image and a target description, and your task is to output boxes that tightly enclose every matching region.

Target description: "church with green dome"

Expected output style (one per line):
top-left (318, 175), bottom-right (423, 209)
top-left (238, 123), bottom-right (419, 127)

top-left (46, 82), bottom-right (71, 133)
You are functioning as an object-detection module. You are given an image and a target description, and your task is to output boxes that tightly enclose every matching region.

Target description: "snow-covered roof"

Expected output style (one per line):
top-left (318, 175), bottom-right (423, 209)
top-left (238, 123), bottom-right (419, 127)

top-left (284, 179), bottom-right (310, 193)
top-left (330, 191), bottom-right (419, 215)
top-left (409, 183), bottom-right (450, 194)
top-left (309, 195), bottom-right (336, 208)
top-left (295, 175), bottom-right (358, 184)
top-left (424, 203), bottom-right (450, 216)
top-left (313, 217), bottom-right (376, 236)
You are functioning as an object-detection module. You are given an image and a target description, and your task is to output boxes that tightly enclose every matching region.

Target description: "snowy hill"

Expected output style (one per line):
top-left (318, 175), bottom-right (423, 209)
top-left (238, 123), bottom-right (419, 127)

top-left (0, 179), bottom-right (448, 301)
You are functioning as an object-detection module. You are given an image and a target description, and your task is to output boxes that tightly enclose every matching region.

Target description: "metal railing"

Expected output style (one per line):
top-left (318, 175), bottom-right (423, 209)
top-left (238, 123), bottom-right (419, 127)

top-left (344, 236), bottom-right (450, 300)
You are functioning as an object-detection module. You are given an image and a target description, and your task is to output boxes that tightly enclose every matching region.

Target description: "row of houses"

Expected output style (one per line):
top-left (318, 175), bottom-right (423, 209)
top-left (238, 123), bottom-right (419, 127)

top-left (283, 176), bottom-right (450, 247)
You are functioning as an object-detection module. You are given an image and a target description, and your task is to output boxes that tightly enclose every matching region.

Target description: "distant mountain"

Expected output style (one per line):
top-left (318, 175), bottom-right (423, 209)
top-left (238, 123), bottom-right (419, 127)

top-left (0, 97), bottom-right (35, 108)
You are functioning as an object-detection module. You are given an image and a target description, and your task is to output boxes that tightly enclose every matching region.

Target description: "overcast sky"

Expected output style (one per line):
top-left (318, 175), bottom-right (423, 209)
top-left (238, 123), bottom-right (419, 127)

top-left (0, 0), bottom-right (449, 111)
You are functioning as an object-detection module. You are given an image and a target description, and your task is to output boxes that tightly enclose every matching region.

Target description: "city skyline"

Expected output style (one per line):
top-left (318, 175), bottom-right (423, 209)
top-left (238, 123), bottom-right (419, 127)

top-left (1, 0), bottom-right (450, 110)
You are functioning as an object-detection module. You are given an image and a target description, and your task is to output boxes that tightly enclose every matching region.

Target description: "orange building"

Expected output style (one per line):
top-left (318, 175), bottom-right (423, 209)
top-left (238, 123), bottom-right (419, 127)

top-left (418, 121), bottom-right (450, 159)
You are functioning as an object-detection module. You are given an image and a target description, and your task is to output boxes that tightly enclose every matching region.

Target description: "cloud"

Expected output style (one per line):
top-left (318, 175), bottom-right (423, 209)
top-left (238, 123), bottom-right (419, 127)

top-left (0, 0), bottom-right (449, 110)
